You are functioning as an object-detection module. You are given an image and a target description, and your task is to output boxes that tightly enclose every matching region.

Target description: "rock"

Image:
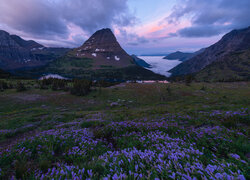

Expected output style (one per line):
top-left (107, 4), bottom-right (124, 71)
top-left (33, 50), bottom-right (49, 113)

top-left (110, 102), bottom-right (119, 107)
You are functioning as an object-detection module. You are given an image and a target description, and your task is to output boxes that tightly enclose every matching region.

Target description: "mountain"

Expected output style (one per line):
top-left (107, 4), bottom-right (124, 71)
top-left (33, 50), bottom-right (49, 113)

top-left (164, 49), bottom-right (205, 62)
top-left (0, 30), bottom-right (70, 70)
top-left (41, 28), bottom-right (165, 80)
top-left (164, 51), bottom-right (193, 61)
top-left (10, 35), bottom-right (43, 50)
top-left (131, 55), bottom-right (151, 68)
top-left (169, 26), bottom-right (250, 77)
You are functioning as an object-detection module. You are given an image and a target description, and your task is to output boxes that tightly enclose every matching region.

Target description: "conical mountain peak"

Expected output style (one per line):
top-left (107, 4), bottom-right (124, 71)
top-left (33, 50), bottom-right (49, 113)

top-left (74, 28), bottom-right (134, 68)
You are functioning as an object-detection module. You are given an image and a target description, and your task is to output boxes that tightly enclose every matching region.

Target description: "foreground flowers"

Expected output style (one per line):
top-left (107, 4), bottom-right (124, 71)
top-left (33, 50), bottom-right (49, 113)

top-left (0, 109), bottom-right (249, 179)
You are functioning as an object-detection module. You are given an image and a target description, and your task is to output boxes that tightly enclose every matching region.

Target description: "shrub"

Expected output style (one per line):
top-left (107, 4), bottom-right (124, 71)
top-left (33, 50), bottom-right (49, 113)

top-left (96, 80), bottom-right (118, 87)
top-left (185, 75), bottom-right (194, 86)
top-left (70, 79), bottom-right (92, 96)
top-left (51, 79), bottom-right (66, 91)
top-left (0, 80), bottom-right (8, 91)
top-left (166, 85), bottom-right (171, 95)
top-left (16, 82), bottom-right (26, 92)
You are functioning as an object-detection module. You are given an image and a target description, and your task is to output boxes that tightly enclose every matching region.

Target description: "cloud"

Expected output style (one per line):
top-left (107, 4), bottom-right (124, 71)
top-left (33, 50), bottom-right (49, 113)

top-left (0, 0), bottom-right (135, 46)
top-left (117, 28), bottom-right (149, 46)
top-left (177, 25), bottom-right (227, 37)
top-left (166, 0), bottom-right (250, 37)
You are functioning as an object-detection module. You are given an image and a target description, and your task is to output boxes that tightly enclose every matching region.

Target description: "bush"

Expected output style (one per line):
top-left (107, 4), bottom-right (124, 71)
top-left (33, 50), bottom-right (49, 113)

top-left (96, 80), bottom-right (119, 87)
top-left (39, 78), bottom-right (68, 90)
top-left (0, 80), bottom-right (8, 91)
top-left (185, 75), bottom-right (194, 86)
top-left (16, 82), bottom-right (26, 92)
top-left (51, 79), bottom-right (66, 91)
top-left (70, 79), bottom-right (92, 96)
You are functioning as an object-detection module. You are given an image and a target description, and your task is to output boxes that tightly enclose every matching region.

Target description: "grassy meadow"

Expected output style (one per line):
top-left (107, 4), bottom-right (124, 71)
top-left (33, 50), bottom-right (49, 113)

top-left (0, 79), bottom-right (249, 179)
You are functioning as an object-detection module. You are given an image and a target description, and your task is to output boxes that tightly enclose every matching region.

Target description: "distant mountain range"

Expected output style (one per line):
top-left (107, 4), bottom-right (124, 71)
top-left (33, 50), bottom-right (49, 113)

top-left (1, 26), bottom-right (250, 82)
top-left (164, 49), bottom-right (205, 62)
top-left (0, 30), bottom-right (70, 70)
top-left (169, 26), bottom-right (250, 81)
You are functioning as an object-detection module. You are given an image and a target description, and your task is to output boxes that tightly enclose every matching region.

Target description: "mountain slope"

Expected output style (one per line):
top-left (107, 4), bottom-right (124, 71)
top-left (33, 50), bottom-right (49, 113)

top-left (131, 55), bottom-right (151, 68)
top-left (195, 49), bottom-right (250, 82)
top-left (43, 28), bottom-right (165, 80)
top-left (169, 26), bottom-right (250, 76)
top-left (0, 30), bottom-right (70, 70)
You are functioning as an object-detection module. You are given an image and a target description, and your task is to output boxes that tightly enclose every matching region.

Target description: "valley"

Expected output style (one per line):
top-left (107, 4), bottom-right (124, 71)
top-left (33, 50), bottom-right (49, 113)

top-left (0, 2), bottom-right (249, 179)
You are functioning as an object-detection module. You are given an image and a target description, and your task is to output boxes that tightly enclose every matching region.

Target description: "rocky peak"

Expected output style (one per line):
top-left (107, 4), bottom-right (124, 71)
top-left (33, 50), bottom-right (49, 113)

top-left (79, 28), bottom-right (124, 53)
top-left (10, 35), bottom-right (43, 49)
top-left (0, 30), bottom-right (20, 47)
top-left (74, 28), bottom-right (134, 68)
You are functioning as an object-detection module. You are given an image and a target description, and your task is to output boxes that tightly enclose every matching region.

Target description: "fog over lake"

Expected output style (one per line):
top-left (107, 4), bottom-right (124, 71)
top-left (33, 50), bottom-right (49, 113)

top-left (138, 56), bottom-right (182, 77)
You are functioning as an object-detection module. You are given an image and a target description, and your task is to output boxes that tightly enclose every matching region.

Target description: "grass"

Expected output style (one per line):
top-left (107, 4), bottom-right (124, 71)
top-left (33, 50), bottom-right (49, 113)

top-left (0, 80), bottom-right (249, 179)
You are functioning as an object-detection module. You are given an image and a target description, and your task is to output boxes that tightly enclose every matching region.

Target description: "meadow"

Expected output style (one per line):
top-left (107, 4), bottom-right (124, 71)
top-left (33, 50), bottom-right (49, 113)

top-left (0, 79), bottom-right (249, 179)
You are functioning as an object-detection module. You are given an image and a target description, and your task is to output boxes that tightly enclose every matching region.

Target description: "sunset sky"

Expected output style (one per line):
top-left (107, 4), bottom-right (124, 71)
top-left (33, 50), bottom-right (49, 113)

top-left (0, 0), bottom-right (249, 54)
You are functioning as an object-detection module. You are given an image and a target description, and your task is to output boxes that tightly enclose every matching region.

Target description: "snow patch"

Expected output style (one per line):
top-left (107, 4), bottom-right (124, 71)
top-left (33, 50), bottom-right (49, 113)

top-left (95, 48), bottom-right (105, 52)
top-left (92, 53), bottom-right (97, 57)
top-left (115, 56), bottom-right (120, 61)
top-left (107, 57), bottom-right (110, 60)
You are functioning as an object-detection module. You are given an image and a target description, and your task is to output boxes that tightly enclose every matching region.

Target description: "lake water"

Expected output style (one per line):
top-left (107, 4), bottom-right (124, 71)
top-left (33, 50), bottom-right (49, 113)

top-left (138, 56), bottom-right (182, 77)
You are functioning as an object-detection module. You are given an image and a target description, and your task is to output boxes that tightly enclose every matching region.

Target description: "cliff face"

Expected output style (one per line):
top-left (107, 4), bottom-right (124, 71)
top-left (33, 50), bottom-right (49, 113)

top-left (169, 26), bottom-right (250, 76)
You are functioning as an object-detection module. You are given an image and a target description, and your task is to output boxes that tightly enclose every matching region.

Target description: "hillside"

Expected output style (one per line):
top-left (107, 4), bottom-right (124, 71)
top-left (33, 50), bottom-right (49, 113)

top-left (169, 27), bottom-right (250, 77)
top-left (195, 49), bottom-right (250, 82)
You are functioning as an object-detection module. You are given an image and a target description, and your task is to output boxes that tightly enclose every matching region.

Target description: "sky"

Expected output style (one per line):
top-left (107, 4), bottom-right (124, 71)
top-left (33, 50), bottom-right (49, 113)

top-left (0, 0), bottom-right (249, 54)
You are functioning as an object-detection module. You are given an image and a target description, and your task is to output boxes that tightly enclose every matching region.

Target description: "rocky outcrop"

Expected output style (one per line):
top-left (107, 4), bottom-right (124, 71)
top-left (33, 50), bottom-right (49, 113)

top-left (169, 26), bottom-right (250, 76)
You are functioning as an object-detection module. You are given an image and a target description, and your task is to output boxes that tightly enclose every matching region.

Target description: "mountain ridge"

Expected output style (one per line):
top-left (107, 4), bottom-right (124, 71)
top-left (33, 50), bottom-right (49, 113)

top-left (0, 30), bottom-right (70, 70)
top-left (169, 26), bottom-right (250, 76)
